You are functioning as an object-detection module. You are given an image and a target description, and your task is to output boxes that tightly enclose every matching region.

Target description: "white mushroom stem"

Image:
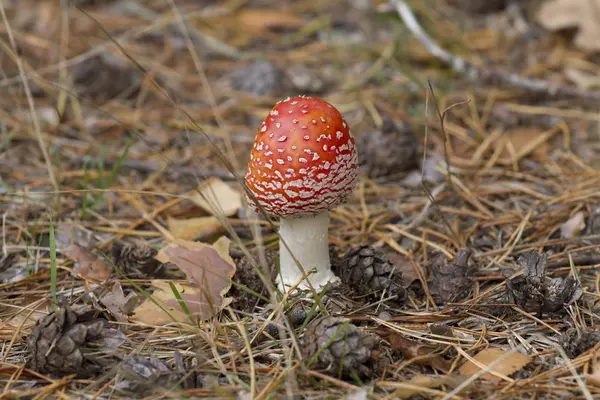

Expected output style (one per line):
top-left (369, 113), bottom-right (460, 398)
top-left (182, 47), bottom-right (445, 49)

top-left (277, 211), bottom-right (339, 291)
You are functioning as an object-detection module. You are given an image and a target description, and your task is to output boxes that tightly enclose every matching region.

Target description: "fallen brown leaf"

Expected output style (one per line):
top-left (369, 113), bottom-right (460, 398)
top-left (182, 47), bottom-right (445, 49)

top-left (387, 252), bottom-right (420, 285)
top-left (132, 237), bottom-right (236, 324)
top-left (130, 280), bottom-right (199, 325)
top-left (167, 216), bottom-right (223, 241)
top-left (536, 0), bottom-right (600, 52)
top-left (494, 128), bottom-right (550, 165)
top-left (55, 223), bottom-right (98, 249)
top-left (63, 244), bottom-right (111, 283)
top-left (458, 347), bottom-right (531, 382)
top-left (386, 331), bottom-right (451, 372)
top-left (99, 282), bottom-right (139, 323)
top-left (191, 177), bottom-right (242, 217)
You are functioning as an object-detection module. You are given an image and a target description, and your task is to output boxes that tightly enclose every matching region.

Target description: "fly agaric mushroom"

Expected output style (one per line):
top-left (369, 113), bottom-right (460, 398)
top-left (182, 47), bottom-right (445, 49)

top-left (245, 95), bottom-right (358, 290)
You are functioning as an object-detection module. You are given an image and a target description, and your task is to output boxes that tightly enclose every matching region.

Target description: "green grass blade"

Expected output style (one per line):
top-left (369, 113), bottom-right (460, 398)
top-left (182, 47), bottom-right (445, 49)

top-left (80, 159), bottom-right (90, 219)
top-left (105, 134), bottom-right (135, 188)
top-left (97, 147), bottom-right (106, 188)
top-left (168, 281), bottom-right (195, 325)
top-left (103, 252), bottom-right (180, 324)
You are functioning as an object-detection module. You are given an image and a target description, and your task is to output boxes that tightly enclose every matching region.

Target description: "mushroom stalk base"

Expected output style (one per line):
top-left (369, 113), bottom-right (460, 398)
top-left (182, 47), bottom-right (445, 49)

top-left (277, 212), bottom-right (338, 291)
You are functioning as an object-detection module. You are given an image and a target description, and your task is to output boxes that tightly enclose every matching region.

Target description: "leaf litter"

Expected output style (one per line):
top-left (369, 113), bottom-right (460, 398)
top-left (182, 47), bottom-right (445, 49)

top-left (3, 0), bottom-right (600, 398)
top-left (131, 236), bottom-right (236, 324)
top-left (536, 0), bottom-right (600, 52)
top-left (458, 347), bottom-right (532, 383)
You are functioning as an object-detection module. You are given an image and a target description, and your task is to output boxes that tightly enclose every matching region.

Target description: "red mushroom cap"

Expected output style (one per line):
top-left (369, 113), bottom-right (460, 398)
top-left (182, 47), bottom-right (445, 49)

top-left (245, 95), bottom-right (358, 217)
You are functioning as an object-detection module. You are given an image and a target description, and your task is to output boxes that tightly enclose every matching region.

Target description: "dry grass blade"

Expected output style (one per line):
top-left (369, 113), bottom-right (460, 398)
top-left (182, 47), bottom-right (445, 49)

top-left (0, 2), bottom-right (57, 193)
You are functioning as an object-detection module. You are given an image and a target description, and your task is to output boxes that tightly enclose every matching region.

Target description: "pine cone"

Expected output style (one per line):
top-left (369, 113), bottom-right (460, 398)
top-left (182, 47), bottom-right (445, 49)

top-left (118, 352), bottom-right (201, 395)
top-left (333, 246), bottom-right (407, 303)
top-left (111, 242), bottom-right (168, 279)
top-left (506, 252), bottom-right (581, 315)
top-left (560, 327), bottom-right (600, 359)
top-left (427, 248), bottom-right (476, 304)
top-left (230, 248), bottom-right (278, 312)
top-left (27, 305), bottom-right (108, 377)
top-left (302, 316), bottom-right (378, 379)
top-left (357, 117), bottom-right (418, 179)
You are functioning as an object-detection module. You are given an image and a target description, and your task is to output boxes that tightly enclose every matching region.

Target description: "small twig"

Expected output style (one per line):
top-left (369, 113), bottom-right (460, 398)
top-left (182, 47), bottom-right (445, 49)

top-left (391, 0), bottom-right (600, 102)
top-left (546, 254), bottom-right (600, 270)
top-left (427, 81), bottom-right (470, 192)
top-left (417, 82), bottom-right (462, 247)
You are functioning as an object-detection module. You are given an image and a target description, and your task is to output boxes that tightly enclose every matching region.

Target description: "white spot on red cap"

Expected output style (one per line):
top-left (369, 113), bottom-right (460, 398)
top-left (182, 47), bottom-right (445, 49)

top-left (276, 122), bottom-right (281, 128)
top-left (299, 157), bottom-right (308, 163)
top-left (277, 136), bottom-right (287, 142)
top-left (277, 159), bottom-right (284, 165)
top-left (336, 131), bottom-right (343, 139)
